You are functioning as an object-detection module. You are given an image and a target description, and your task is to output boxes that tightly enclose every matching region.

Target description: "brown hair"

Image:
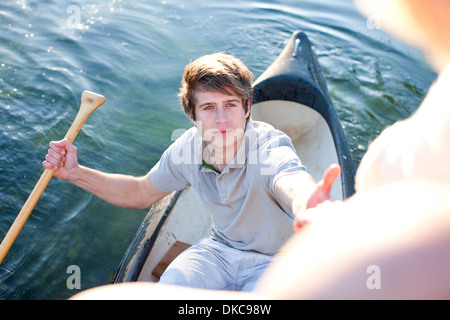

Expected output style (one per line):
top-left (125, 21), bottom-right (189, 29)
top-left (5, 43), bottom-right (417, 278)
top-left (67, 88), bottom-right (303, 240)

top-left (178, 53), bottom-right (253, 121)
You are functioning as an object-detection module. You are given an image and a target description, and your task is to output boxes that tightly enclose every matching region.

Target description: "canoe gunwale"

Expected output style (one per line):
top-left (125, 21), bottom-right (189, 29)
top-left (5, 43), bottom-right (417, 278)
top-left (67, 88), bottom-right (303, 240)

top-left (113, 190), bottom-right (183, 283)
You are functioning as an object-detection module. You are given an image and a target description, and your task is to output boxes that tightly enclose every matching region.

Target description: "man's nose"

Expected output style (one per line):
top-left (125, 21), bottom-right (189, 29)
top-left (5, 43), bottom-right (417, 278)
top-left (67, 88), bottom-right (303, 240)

top-left (215, 106), bottom-right (228, 123)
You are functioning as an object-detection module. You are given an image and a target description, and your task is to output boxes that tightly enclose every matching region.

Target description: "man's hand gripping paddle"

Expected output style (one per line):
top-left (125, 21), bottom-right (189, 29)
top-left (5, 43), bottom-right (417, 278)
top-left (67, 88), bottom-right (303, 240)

top-left (0, 91), bottom-right (105, 264)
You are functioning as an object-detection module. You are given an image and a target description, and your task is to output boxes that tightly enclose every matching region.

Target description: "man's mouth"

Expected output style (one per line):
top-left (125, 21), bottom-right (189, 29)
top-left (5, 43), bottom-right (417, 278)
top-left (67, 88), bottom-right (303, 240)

top-left (217, 129), bottom-right (231, 136)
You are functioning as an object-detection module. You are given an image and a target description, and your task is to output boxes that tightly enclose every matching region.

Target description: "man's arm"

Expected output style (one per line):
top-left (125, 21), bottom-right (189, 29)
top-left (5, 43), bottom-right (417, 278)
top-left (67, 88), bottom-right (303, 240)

top-left (43, 139), bottom-right (170, 209)
top-left (274, 171), bottom-right (316, 216)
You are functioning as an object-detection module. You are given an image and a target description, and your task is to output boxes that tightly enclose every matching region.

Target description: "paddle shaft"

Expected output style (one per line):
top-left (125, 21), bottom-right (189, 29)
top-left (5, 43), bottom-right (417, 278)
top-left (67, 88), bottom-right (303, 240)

top-left (0, 91), bottom-right (105, 264)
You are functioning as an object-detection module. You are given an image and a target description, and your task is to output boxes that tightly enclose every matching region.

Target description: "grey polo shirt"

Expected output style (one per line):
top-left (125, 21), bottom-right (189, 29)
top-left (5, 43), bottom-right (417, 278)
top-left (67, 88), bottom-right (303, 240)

top-left (149, 120), bottom-right (305, 254)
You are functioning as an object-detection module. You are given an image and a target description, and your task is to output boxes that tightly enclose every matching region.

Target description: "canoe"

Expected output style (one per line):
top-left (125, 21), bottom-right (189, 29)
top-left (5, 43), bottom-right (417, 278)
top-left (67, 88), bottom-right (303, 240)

top-left (113, 30), bottom-right (356, 283)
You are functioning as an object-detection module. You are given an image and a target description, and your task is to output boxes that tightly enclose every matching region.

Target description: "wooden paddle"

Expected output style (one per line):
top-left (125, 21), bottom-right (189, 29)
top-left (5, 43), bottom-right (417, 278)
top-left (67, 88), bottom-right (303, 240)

top-left (0, 90), bottom-right (105, 264)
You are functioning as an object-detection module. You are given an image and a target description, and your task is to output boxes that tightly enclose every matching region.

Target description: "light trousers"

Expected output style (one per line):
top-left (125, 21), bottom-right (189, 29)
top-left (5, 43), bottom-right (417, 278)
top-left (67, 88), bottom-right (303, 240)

top-left (158, 237), bottom-right (274, 292)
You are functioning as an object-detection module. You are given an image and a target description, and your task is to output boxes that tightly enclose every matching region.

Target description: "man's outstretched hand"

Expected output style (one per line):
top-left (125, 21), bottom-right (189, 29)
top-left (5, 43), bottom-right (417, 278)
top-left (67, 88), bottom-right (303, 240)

top-left (294, 164), bottom-right (341, 232)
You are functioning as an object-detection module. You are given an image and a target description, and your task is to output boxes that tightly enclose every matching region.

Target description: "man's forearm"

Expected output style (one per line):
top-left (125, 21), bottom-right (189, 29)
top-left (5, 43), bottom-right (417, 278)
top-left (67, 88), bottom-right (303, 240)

top-left (67, 165), bottom-right (150, 209)
top-left (274, 171), bottom-right (316, 216)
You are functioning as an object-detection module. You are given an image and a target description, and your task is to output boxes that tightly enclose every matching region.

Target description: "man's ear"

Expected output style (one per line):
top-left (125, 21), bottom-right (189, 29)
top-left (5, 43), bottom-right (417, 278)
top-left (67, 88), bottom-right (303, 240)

top-left (188, 113), bottom-right (196, 126)
top-left (245, 100), bottom-right (251, 119)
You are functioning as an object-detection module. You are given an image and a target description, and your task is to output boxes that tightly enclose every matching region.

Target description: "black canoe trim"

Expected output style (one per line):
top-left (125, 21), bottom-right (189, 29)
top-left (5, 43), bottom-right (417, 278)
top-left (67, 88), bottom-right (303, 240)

top-left (113, 190), bottom-right (183, 283)
top-left (253, 31), bottom-right (356, 198)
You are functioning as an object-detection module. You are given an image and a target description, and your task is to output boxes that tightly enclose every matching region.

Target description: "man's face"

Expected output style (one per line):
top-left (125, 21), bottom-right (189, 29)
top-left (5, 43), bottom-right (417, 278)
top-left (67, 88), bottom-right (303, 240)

top-left (191, 89), bottom-right (250, 152)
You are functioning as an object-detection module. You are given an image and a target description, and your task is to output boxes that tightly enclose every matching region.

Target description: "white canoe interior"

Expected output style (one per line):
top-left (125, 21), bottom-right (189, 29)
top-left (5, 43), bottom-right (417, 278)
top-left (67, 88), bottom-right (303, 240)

top-left (136, 100), bottom-right (342, 282)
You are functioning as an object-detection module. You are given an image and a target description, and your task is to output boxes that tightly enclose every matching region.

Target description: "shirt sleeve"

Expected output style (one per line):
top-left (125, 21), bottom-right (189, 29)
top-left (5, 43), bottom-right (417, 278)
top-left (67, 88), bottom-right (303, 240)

top-left (269, 147), bottom-right (306, 193)
top-left (148, 131), bottom-right (193, 193)
top-left (256, 132), bottom-right (306, 193)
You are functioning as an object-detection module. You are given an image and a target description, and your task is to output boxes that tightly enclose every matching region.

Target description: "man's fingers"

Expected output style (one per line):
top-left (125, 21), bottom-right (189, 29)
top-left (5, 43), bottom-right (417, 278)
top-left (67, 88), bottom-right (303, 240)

top-left (322, 164), bottom-right (341, 194)
top-left (49, 140), bottom-right (67, 155)
top-left (45, 151), bottom-right (65, 167)
top-left (42, 159), bottom-right (59, 170)
top-left (297, 165), bottom-right (341, 232)
top-left (48, 148), bottom-right (66, 162)
top-left (42, 160), bottom-right (53, 170)
top-left (44, 140), bottom-right (71, 171)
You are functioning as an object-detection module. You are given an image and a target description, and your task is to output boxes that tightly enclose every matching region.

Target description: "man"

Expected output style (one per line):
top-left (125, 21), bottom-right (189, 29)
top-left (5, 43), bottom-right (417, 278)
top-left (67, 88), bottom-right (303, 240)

top-left (45, 53), bottom-right (338, 291)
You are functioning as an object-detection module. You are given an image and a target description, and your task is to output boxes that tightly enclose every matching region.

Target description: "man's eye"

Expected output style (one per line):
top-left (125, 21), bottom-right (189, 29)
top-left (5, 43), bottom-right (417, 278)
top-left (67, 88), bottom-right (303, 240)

top-left (203, 105), bottom-right (213, 110)
top-left (226, 103), bottom-right (236, 108)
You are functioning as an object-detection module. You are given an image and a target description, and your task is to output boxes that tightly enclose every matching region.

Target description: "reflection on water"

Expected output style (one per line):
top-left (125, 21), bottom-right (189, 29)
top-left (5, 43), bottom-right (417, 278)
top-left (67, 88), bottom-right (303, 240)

top-left (0, 0), bottom-right (436, 299)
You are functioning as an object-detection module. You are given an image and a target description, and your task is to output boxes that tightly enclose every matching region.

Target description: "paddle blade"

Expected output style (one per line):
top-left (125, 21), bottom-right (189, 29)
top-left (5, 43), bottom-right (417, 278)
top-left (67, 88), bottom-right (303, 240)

top-left (64, 91), bottom-right (105, 143)
top-left (80, 90), bottom-right (106, 116)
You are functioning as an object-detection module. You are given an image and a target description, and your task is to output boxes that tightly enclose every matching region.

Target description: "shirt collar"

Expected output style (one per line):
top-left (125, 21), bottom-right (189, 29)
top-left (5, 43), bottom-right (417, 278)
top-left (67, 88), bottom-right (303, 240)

top-left (196, 121), bottom-right (261, 171)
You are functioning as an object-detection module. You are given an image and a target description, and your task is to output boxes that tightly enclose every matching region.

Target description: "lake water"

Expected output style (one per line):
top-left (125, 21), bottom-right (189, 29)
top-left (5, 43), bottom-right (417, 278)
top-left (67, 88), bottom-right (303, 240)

top-left (0, 0), bottom-right (436, 299)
